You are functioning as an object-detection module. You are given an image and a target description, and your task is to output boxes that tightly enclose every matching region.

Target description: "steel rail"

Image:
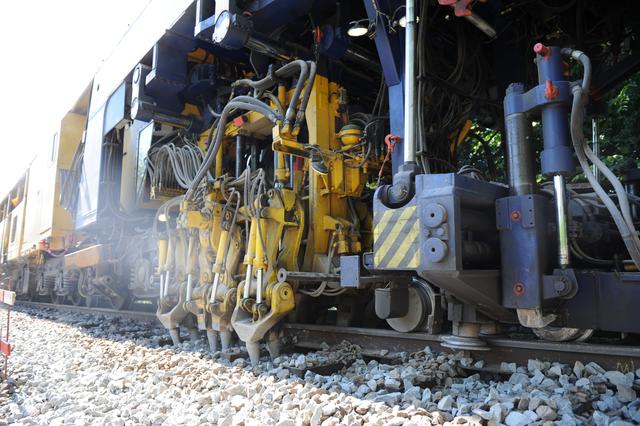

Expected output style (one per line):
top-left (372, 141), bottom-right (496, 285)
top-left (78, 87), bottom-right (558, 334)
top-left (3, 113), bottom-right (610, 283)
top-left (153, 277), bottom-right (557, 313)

top-left (283, 323), bottom-right (640, 372)
top-left (18, 301), bottom-right (158, 322)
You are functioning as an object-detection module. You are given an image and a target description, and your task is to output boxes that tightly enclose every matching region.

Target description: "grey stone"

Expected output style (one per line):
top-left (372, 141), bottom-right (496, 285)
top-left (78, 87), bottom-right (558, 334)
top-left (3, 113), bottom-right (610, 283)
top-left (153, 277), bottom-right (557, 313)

top-left (374, 392), bottom-right (402, 406)
top-left (500, 362), bottom-right (517, 374)
top-left (509, 373), bottom-right (529, 386)
top-left (294, 354), bottom-right (307, 368)
top-left (616, 385), bottom-right (637, 403)
top-left (471, 408), bottom-right (494, 421)
top-left (536, 405), bottom-right (557, 421)
top-left (384, 378), bottom-right (401, 392)
top-left (460, 357), bottom-right (473, 367)
top-left (517, 398), bottom-right (529, 411)
top-left (505, 411), bottom-right (530, 426)
top-left (528, 398), bottom-right (542, 411)
top-left (606, 371), bottom-right (631, 387)
top-left (576, 378), bottom-right (590, 388)
top-left (573, 361), bottom-right (585, 378)
top-left (402, 386), bottom-right (422, 403)
top-left (528, 359), bottom-right (546, 373)
top-left (586, 362), bottom-right (606, 376)
top-left (366, 379), bottom-right (378, 392)
top-left (530, 371), bottom-right (545, 386)
top-left (437, 395), bottom-right (454, 411)
top-left (548, 365), bottom-right (563, 377)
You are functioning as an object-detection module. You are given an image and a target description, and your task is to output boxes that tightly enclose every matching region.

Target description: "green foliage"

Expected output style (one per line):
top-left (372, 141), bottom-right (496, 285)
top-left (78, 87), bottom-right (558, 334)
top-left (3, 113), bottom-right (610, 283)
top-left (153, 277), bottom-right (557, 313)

top-left (456, 124), bottom-right (504, 182)
top-left (457, 73), bottom-right (640, 182)
top-left (598, 74), bottom-right (640, 173)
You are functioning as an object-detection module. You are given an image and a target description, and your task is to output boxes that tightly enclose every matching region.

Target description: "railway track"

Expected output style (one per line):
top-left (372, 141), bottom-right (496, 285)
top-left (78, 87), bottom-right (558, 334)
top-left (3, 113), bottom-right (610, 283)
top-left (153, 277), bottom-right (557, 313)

top-left (15, 301), bottom-right (640, 372)
top-left (18, 301), bottom-right (158, 323)
top-left (284, 323), bottom-right (640, 373)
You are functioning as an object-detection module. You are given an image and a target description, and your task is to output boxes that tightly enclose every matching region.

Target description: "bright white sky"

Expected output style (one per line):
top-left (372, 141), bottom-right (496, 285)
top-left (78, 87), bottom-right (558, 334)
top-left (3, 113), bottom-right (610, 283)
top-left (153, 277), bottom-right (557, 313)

top-left (0, 0), bottom-right (151, 196)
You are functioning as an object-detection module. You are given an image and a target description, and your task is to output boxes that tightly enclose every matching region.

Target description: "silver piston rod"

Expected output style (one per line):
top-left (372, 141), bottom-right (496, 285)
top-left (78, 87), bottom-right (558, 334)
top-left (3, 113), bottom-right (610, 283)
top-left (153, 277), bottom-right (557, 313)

top-left (553, 174), bottom-right (570, 267)
top-left (403, 0), bottom-right (417, 164)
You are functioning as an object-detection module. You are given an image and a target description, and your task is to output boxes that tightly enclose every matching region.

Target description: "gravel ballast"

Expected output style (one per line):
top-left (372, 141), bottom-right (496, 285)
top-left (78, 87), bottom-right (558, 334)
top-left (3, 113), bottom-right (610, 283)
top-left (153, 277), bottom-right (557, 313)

top-left (1, 307), bottom-right (639, 425)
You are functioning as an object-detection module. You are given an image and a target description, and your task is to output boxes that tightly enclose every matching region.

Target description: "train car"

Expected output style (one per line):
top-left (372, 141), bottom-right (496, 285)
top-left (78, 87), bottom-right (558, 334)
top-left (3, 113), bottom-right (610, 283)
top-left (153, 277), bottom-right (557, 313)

top-left (2, 0), bottom-right (640, 364)
top-left (0, 84), bottom-right (91, 303)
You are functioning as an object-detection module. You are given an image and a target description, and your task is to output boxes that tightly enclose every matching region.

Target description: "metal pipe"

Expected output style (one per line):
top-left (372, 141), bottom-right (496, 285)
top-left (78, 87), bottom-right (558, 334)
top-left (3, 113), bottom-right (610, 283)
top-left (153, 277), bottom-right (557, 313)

top-left (243, 264), bottom-right (253, 299)
top-left (256, 268), bottom-right (263, 304)
top-left (463, 13), bottom-right (497, 38)
top-left (277, 269), bottom-right (340, 283)
top-left (159, 274), bottom-right (164, 299)
top-left (235, 135), bottom-right (244, 178)
top-left (186, 274), bottom-right (193, 302)
top-left (403, 0), bottom-right (417, 164)
top-left (245, 36), bottom-right (292, 62)
top-left (553, 175), bottom-right (570, 268)
top-left (592, 118), bottom-right (599, 182)
top-left (164, 271), bottom-right (170, 298)
top-left (209, 272), bottom-right (220, 304)
top-left (505, 111), bottom-right (536, 195)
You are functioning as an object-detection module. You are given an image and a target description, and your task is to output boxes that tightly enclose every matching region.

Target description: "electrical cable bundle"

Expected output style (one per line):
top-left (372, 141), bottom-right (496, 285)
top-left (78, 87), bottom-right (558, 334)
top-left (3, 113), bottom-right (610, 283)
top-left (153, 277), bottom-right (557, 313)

top-left (416, 2), bottom-right (495, 174)
top-left (145, 134), bottom-right (207, 192)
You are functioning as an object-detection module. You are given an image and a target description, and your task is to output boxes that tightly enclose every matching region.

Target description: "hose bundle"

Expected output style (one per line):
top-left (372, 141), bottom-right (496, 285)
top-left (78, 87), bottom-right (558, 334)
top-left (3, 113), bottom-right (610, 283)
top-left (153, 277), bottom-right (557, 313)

top-left (145, 134), bottom-right (207, 191)
top-left (186, 60), bottom-right (317, 201)
top-left (565, 48), bottom-right (640, 268)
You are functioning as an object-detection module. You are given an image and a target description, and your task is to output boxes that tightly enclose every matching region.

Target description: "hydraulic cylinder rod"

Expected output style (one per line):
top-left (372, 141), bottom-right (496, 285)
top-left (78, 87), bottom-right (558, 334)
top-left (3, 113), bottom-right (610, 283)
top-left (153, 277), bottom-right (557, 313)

top-left (403, 0), bottom-right (417, 164)
top-left (554, 174), bottom-right (570, 268)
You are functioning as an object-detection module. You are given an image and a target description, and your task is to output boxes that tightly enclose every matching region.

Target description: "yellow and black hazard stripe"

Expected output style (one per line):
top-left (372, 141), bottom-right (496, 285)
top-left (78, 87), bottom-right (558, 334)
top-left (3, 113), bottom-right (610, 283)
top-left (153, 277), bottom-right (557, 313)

top-left (373, 205), bottom-right (420, 269)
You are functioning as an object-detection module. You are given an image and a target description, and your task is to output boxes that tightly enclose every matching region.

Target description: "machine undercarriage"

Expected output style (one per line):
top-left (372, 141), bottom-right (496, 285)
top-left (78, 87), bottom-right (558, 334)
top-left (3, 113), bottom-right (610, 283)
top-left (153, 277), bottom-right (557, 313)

top-left (1, 0), bottom-right (640, 365)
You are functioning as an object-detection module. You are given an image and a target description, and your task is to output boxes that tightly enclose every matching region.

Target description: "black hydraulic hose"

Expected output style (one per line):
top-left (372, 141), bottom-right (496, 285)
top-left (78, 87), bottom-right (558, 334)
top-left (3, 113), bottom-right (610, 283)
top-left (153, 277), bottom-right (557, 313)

top-left (232, 67), bottom-right (277, 92)
top-left (186, 100), bottom-right (281, 200)
top-left (229, 96), bottom-right (282, 122)
top-left (274, 59), bottom-right (308, 127)
top-left (293, 61), bottom-right (317, 132)
top-left (261, 92), bottom-right (286, 118)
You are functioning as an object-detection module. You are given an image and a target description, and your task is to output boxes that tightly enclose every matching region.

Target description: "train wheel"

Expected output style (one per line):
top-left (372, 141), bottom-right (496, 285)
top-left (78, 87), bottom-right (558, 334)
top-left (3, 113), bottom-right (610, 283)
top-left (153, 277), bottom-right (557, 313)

top-left (533, 326), bottom-right (594, 342)
top-left (69, 289), bottom-right (84, 306)
top-left (109, 294), bottom-right (130, 310)
top-left (386, 279), bottom-right (432, 333)
top-left (85, 294), bottom-right (100, 308)
top-left (50, 291), bottom-right (66, 305)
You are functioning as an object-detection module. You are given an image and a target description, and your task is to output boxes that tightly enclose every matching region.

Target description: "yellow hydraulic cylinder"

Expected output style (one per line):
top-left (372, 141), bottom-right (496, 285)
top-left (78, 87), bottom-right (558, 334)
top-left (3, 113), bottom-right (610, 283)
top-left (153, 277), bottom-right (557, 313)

top-left (210, 228), bottom-right (229, 304)
top-left (253, 218), bottom-right (268, 270)
top-left (275, 84), bottom-right (290, 184)
top-left (212, 229), bottom-right (229, 275)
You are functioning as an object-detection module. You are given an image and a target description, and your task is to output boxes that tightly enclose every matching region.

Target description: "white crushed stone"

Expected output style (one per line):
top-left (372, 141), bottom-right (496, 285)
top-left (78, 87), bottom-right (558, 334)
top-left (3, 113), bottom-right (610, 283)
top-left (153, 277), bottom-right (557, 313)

top-left (0, 307), bottom-right (639, 426)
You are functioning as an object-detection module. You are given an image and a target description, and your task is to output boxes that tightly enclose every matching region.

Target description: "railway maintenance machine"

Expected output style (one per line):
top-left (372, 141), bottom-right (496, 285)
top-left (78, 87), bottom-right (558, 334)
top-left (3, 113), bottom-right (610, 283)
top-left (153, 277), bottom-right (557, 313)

top-left (1, 0), bottom-right (640, 363)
